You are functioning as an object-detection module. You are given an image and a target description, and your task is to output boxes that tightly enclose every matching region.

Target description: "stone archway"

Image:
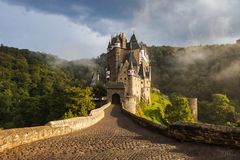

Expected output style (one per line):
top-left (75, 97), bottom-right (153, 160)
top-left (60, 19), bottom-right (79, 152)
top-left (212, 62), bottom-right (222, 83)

top-left (112, 93), bottom-right (121, 104)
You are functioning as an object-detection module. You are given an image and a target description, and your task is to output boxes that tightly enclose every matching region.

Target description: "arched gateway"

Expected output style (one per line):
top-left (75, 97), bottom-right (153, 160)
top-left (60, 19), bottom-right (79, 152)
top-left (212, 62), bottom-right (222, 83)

top-left (112, 93), bottom-right (121, 104)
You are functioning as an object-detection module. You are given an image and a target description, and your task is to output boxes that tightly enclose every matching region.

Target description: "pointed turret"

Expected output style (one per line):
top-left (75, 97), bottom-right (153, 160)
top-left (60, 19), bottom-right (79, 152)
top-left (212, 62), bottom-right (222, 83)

top-left (107, 41), bottom-right (112, 52)
top-left (130, 33), bottom-right (137, 42)
top-left (138, 62), bottom-right (146, 79)
top-left (116, 36), bottom-right (120, 43)
top-left (129, 33), bottom-right (140, 49)
top-left (129, 41), bottom-right (133, 50)
top-left (114, 35), bottom-right (121, 48)
top-left (108, 41), bottom-right (111, 48)
top-left (120, 33), bottom-right (127, 48)
top-left (128, 52), bottom-right (135, 76)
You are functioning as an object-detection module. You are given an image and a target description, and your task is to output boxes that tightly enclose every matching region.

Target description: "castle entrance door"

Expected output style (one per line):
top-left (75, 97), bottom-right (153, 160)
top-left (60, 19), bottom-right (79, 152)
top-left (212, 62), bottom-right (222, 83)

top-left (112, 93), bottom-right (120, 104)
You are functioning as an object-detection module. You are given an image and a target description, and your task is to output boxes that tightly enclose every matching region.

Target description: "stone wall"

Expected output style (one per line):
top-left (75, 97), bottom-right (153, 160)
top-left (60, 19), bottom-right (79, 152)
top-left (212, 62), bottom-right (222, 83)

top-left (168, 122), bottom-right (240, 148)
top-left (123, 96), bottom-right (137, 114)
top-left (0, 102), bottom-right (111, 152)
top-left (122, 108), bottom-right (240, 148)
top-left (121, 107), bottom-right (167, 136)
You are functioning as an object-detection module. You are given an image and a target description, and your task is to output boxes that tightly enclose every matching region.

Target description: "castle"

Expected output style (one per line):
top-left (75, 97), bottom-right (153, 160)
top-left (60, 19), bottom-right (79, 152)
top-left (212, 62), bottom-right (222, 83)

top-left (106, 33), bottom-right (151, 113)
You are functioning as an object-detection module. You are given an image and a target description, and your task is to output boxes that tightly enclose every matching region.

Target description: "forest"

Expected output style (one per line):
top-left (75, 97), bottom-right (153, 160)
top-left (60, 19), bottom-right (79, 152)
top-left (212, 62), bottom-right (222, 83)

top-left (1, 42), bottom-right (240, 129)
top-left (0, 45), bottom-right (105, 129)
top-left (145, 43), bottom-right (240, 126)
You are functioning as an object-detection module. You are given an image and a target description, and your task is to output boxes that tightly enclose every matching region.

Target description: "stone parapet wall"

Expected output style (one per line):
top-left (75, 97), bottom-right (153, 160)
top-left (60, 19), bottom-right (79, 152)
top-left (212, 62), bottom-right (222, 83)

top-left (47, 102), bottom-right (111, 130)
top-left (121, 107), bottom-right (167, 136)
top-left (168, 122), bottom-right (240, 147)
top-left (0, 102), bottom-right (111, 152)
top-left (122, 108), bottom-right (240, 148)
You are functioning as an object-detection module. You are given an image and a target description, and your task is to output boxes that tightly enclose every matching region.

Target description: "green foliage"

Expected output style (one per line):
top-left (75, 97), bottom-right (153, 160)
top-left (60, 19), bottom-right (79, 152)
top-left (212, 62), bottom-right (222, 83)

top-left (164, 96), bottom-right (194, 124)
top-left (143, 91), bottom-right (171, 125)
top-left (199, 94), bottom-right (240, 126)
top-left (148, 44), bottom-right (240, 126)
top-left (137, 92), bottom-right (194, 125)
top-left (92, 81), bottom-right (107, 99)
top-left (148, 45), bottom-right (240, 106)
top-left (64, 87), bottom-right (95, 118)
top-left (136, 91), bottom-right (170, 125)
top-left (0, 45), bottom-right (97, 128)
top-left (64, 110), bottom-right (74, 119)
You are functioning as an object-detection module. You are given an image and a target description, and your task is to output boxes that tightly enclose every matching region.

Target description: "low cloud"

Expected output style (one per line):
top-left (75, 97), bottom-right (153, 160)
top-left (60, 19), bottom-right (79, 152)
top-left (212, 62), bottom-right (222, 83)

top-left (213, 61), bottom-right (240, 81)
top-left (176, 47), bottom-right (210, 66)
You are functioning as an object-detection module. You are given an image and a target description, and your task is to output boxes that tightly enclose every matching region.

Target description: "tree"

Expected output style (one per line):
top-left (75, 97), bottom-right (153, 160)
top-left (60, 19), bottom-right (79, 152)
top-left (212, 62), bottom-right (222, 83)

top-left (139, 91), bottom-right (171, 125)
top-left (164, 96), bottom-right (194, 124)
top-left (0, 45), bottom-right (97, 128)
top-left (16, 96), bottom-right (46, 127)
top-left (199, 94), bottom-right (239, 126)
top-left (92, 82), bottom-right (107, 99)
top-left (64, 87), bottom-right (95, 118)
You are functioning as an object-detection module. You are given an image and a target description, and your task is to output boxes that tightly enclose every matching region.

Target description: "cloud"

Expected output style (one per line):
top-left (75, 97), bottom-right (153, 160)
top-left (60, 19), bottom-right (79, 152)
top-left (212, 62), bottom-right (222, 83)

top-left (1, 0), bottom-right (240, 60)
top-left (131, 0), bottom-right (240, 46)
top-left (213, 61), bottom-right (240, 81)
top-left (2, 0), bottom-right (144, 21)
top-left (0, 1), bottom-right (109, 60)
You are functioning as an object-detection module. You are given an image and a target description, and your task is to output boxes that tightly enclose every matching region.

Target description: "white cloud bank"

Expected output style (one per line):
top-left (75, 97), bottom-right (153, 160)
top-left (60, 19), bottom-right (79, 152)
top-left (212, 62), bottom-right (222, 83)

top-left (131, 0), bottom-right (240, 46)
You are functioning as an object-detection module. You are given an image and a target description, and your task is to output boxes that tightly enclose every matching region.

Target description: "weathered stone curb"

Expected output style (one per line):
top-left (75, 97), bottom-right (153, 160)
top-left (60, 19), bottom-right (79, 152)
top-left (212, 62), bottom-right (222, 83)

top-left (122, 107), bottom-right (240, 148)
top-left (0, 102), bottom-right (111, 152)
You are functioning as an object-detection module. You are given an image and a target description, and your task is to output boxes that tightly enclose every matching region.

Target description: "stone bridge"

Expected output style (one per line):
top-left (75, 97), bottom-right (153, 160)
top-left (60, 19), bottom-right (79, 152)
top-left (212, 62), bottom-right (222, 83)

top-left (0, 105), bottom-right (239, 160)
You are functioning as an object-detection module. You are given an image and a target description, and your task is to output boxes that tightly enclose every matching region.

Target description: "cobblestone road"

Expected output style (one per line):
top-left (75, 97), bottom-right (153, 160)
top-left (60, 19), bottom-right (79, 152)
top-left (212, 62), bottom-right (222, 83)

top-left (0, 105), bottom-right (240, 160)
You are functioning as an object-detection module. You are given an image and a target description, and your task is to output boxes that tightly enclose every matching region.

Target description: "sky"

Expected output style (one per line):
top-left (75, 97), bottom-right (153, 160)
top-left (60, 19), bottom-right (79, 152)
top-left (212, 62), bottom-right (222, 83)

top-left (0, 0), bottom-right (240, 60)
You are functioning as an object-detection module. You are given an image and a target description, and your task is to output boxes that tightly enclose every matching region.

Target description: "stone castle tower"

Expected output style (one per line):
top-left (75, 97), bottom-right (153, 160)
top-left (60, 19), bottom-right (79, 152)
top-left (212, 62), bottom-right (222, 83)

top-left (106, 33), bottom-right (151, 113)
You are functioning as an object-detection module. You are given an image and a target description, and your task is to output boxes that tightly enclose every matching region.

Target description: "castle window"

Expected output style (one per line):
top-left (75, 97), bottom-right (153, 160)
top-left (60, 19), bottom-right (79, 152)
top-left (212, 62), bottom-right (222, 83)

top-left (124, 78), bottom-right (127, 80)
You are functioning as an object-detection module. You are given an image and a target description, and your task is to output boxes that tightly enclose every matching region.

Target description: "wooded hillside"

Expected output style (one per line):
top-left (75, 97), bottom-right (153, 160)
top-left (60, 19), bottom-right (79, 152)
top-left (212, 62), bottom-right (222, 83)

top-left (0, 45), bottom-right (97, 129)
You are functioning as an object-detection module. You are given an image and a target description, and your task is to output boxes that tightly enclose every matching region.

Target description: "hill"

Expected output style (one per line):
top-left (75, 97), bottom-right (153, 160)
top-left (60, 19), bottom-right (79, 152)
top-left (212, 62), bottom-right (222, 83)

top-left (147, 43), bottom-right (240, 125)
top-left (148, 43), bottom-right (240, 108)
top-left (0, 45), bottom-right (97, 129)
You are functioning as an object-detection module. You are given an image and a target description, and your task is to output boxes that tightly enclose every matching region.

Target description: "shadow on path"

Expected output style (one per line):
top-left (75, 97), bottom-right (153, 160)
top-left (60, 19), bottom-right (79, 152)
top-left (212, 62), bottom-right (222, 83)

top-left (110, 104), bottom-right (240, 160)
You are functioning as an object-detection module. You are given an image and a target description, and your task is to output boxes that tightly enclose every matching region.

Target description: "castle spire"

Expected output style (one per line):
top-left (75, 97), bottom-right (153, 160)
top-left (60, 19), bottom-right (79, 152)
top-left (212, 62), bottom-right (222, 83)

top-left (130, 33), bottom-right (137, 42)
top-left (129, 33), bottom-right (140, 49)
top-left (138, 62), bottom-right (146, 79)
top-left (128, 52), bottom-right (135, 76)
top-left (116, 36), bottom-right (120, 43)
top-left (114, 35), bottom-right (121, 48)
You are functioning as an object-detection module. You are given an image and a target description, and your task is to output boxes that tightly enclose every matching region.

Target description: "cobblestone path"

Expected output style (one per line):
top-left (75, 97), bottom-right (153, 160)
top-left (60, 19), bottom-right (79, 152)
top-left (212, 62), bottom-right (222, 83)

top-left (0, 105), bottom-right (240, 160)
